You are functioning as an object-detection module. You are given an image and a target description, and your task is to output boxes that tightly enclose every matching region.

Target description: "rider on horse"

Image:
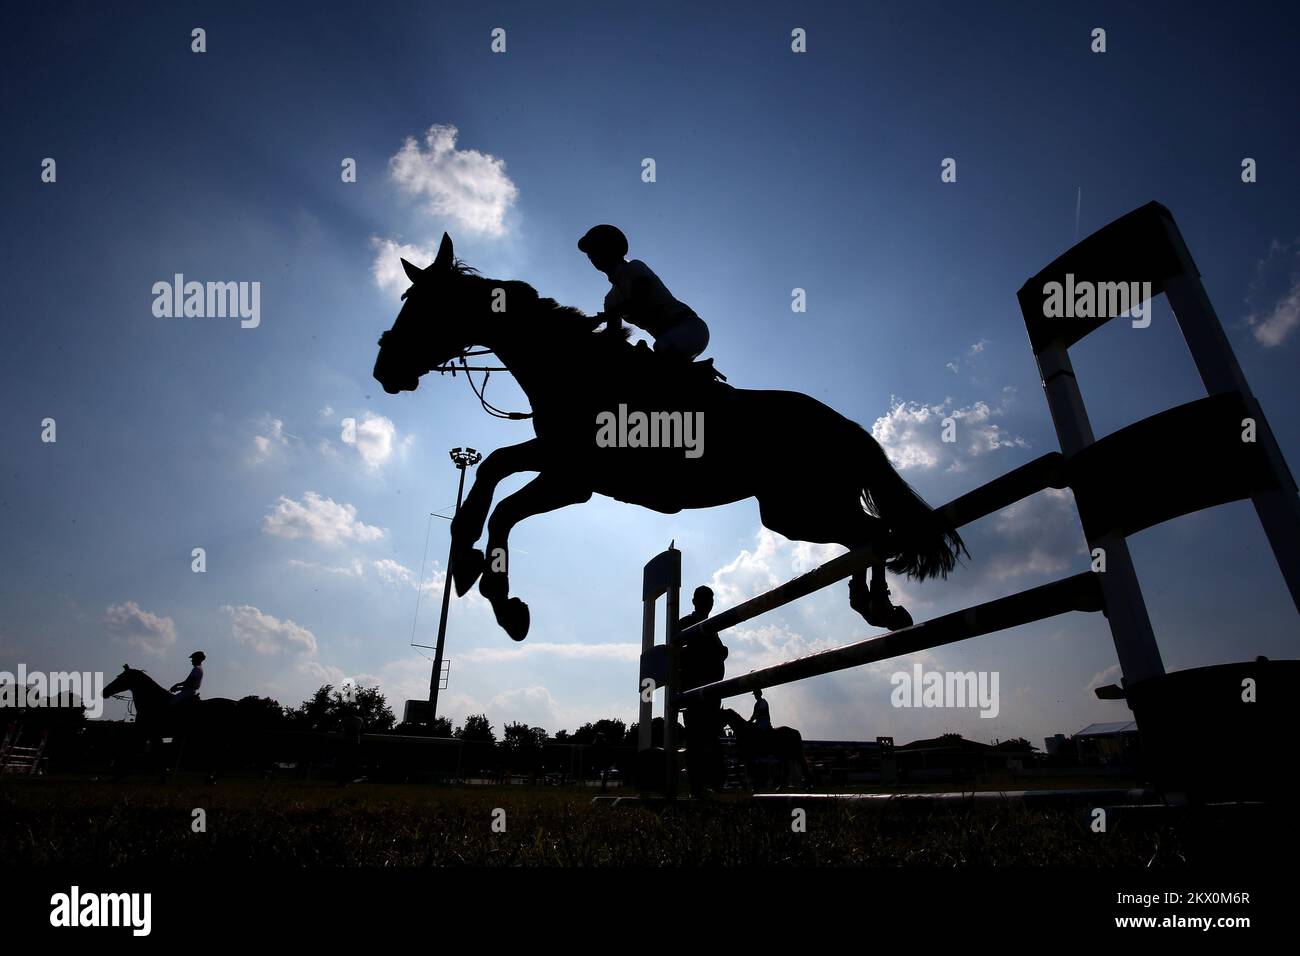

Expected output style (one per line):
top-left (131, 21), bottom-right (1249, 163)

top-left (168, 651), bottom-right (205, 705)
top-left (579, 224), bottom-right (711, 362)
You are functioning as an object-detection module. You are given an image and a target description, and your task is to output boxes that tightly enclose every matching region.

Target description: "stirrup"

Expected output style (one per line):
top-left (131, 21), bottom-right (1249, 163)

top-left (691, 357), bottom-right (727, 382)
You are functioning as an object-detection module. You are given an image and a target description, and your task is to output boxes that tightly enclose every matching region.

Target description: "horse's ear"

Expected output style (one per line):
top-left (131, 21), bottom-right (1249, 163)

top-left (432, 233), bottom-right (454, 271)
top-left (401, 258), bottom-right (423, 284)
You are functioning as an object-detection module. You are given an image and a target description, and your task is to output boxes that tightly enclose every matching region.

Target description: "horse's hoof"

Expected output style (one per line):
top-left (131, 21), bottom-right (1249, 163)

top-left (452, 548), bottom-right (485, 596)
top-left (502, 598), bottom-right (530, 642)
top-left (854, 593), bottom-right (913, 631)
top-left (479, 569), bottom-right (507, 602)
top-left (887, 605), bottom-right (914, 630)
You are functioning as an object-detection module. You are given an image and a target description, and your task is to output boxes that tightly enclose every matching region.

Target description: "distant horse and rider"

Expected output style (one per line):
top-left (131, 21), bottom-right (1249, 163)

top-left (722, 703), bottom-right (815, 791)
top-left (372, 228), bottom-right (967, 645)
top-left (100, 652), bottom-right (238, 781)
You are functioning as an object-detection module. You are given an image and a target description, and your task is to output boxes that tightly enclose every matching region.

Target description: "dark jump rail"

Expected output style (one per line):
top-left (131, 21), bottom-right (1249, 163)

top-left (638, 201), bottom-right (1300, 801)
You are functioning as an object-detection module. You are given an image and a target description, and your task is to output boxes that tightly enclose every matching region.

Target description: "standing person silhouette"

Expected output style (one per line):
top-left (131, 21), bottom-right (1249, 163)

top-left (168, 651), bottom-right (205, 705)
top-left (749, 689), bottom-right (772, 733)
top-left (337, 705), bottom-right (365, 787)
top-left (676, 585), bottom-right (728, 798)
top-left (579, 225), bottom-right (710, 362)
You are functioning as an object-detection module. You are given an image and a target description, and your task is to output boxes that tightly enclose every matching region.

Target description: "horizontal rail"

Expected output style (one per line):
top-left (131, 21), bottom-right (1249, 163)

top-left (675, 451), bottom-right (1066, 644)
top-left (677, 571), bottom-right (1102, 706)
top-left (749, 789), bottom-right (1160, 808)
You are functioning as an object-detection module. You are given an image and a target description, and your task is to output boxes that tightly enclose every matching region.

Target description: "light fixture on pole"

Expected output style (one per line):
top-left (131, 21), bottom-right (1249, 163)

top-left (427, 447), bottom-right (482, 725)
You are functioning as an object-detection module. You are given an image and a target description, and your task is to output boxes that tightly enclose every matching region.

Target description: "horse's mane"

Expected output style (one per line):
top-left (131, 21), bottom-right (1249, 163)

top-left (453, 260), bottom-right (634, 353)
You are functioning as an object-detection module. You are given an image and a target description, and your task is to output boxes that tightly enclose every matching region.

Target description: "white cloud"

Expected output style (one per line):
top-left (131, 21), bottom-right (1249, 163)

top-left (223, 605), bottom-right (318, 655)
top-left (371, 558), bottom-right (491, 611)
top-left (1244, 239), bottom-right (1300, 348)
top-left (1248, 275), bottom-right (1300, 347)
top-left (262, 492), bottom-right (385, 545)
top-left (704, 529), bottom-right (788, 608)
top-left (703, 529), bottom-right (857, 611)
top-left (373, 557), bottom-right (429, 591)
top-left (789, 539), bottom-right (847, 574)
top-left (298, 659), bottom-right (348, 684)
top-left (249, 416), bottom-right (294, 464)
top-left (371, 237), bottom-right (442, 296)
top-left (978, 488), bottom-right (1085, 582)
top-left (1085, 663), bottom-right (1123, 696)
top-left (388, 124), bottom-right (518, 237)
top-left (943, 339), bottom-right (992, 375)
top-left (487, 686), bottom-right (563, 729)
top-left (104, 602), bottom-right (177, 656)
top-left (287, 558), bottom-right (365, 578)
top-left (871, 396), bottom-right (1028, 473)
top-left (461, 642), bottom-right (640, 664)
top-left (341, 412), bottom-right (400, 471)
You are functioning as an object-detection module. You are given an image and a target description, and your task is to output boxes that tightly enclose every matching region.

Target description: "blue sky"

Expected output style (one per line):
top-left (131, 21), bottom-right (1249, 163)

top-left (2, 1), bottom-right (1298, 745)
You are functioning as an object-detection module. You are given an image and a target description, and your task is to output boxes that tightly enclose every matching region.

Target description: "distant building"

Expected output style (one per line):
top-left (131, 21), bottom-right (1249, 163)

top-left (1073, 720), bottom-right (1140, 767)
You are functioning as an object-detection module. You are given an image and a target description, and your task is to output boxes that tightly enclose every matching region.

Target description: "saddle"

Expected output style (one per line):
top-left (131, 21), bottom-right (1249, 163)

top-left (690, 357), bottom-right (728, 384)
top-left (623, 340), bottom-right (728, 386)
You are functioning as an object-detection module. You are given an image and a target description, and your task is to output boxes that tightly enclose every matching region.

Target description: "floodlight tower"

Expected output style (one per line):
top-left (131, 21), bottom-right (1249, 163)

top-left (428, 447), bottom-right (482, 723)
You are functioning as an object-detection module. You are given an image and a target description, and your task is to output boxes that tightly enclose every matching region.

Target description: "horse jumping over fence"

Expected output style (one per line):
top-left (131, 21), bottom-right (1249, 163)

top-left (373, 234), bottom-right (967, 642)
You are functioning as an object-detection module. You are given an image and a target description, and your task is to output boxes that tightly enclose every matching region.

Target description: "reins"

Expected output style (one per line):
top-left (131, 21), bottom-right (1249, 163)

top-left (432, 350), bottom-right (533, 421)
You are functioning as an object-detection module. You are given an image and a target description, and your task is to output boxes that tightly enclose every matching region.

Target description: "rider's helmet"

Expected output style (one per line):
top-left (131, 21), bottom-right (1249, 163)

top-left (578, 224), bottom-right (628, 259)
top-left (190, 651), bottom-right (207, 663)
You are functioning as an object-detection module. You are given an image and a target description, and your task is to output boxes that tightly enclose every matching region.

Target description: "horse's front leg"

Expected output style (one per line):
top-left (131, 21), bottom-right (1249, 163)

top-left (449, 439), bottom-right (545, 596)
top-left (478, 473), bottom-right (593, 641)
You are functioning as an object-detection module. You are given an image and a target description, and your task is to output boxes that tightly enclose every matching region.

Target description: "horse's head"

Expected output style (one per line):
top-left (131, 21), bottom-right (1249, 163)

top-left (373, 233), bottom-right (482, 394)
top-left (102, 664), bottom-right (140, 698)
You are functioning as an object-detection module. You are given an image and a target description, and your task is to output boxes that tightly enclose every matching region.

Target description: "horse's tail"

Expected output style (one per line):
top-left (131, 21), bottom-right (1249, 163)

top-left (856, 425), bottom-right (968, 580)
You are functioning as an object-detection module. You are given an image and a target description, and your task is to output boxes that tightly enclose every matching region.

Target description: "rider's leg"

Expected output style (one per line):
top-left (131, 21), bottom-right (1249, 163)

top-left (652, 313), bottom-right (709, 361)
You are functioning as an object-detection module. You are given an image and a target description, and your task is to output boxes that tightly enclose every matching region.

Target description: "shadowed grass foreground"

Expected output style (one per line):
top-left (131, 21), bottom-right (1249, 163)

top-left (2, 777), bottom-right (1285, 867)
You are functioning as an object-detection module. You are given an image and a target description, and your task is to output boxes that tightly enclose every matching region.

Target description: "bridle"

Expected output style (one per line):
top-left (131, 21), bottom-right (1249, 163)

top-left (379, 332), bottom-right (533, 421)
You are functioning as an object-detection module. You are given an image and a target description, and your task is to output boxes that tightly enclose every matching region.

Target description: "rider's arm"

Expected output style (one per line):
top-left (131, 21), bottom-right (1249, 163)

top-left (601, 274), bottom-right (654, 332)
top-left (621, 277), bottom-right (656, 327)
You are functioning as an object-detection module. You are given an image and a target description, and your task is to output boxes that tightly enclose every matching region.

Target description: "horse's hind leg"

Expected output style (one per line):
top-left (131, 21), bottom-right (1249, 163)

top-left (756, 489), bottom-right (912, 631)
top-left (848, 563), bottom-right (914, 631)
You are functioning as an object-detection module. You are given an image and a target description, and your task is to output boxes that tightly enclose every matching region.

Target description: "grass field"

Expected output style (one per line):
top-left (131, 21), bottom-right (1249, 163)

top-left (4, 774), bottom-right (1287, 868)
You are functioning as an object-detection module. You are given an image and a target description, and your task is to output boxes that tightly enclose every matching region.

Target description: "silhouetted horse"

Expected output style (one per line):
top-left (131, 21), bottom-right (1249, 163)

top-left (720, 708), bottom-right (814, 790)
top-left (101, 666), bottom-right (238, 781)
top-left (374, 234), bottom-right (966, 641)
